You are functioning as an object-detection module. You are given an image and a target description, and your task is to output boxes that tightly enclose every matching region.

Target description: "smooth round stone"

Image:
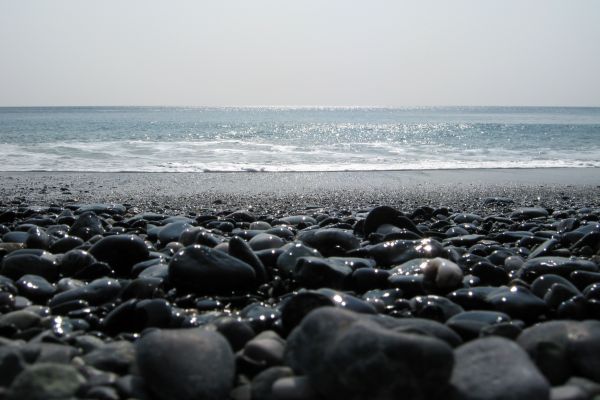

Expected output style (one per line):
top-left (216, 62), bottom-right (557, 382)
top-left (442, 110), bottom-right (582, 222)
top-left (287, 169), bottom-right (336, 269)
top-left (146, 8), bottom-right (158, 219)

top-left (510, 207), bottom-right (550, 220)
top-left (362, 288), bottom-right (404, 313)
top-left (24, 226), bottom-right (50, 250)
top-left (443, 234), bottom-right (485, 247)
top-left (48, 236), bottom-right (84, 254)
top-left (169, 245), bottom-right (256, 294)
top-left (82, 340), bottom-right (135, 374)
top-left (316, 288), bottom-right (377, 315)
top-left (136, 328), bottom-right (235, 400)
top-left (516, 320), bottom-right (600, 384)
top-left (15, 275), bottom-right (55, 303)
top-left (89, 235), bottom-right (149, 276)
top-left (0, 346), bottom-right (26, 386)
top-left (274, 215), bottom-right (317, 226)
top-left (351, 268), bottom-right (390, 293)
top-left (279, 291), bottom-right (336, 334)
top-left (543, 283), bottom-right (580, 309)
top-left (250, 366), bottom-right (294, 400)
top-left (1, 253), bottom-right (58, 282)
top-left (276, 242), bottom-right (321, 276)
top-left (271, 376), bottom-right (317, 400)
top-left (249, 221), bottom-right (272, 230)
top-left (75, 203), bottom-right (126, 215)
top-left (364, 238), bottom-right (444, 267)
top-left (486, 285), bottom-right (547, 321)
top-left (2, 231), bottom-right (29, 244)
top-left (518, 257), bottom-right (598, 281)
top-left (211, 317), bottom-right (256, 352)
top-left (241, 330), bottom-right (285, 368)
top-left (387, 274), bottom-right (426, 298)
top-left (179, 227), bottom-right (221, 247)
top-left (69, 211), bottom-right (105, 241)
top-left (59, 249), bottom-right (97, 276)
top-left (265, 226), bottom-right (295, 240)
top-left (451, 337), bottom-right (550, 400)
top-left (446, 310), bottom-right (511, 340)
top-left (571, 270), bottom-right (600, 290)
top-left (157, 222), bottom-right (192, 245)
top-left (531, 274), bottom-right (580, 298)
top-left (249, 233), bottom-right (285, 251)
top-left (452, 213), bottom-right (483, 224)
top-left (296, 228), bottom-right (360, 256)
top-left (227, 236), bottom-right (268, 283)
top-left (49, 277), bottom-right (121, 307)
top-left (5, 362), bottom-right (86, 400)
top-left (421, 257), bottom-right (463, 291)
top-left (284, 307), bottom-right (454, 400)
top-left (240, 302), bottom-right (281, 331)
top-left (445, 226), bottom-right (470, 237)
top-left (226, 210), bottom-right (256, 223)
top-left (409, 295), bottom-right (464, 322)
top-left (528, 238), bottom-right (561, 259)
top-left (471, 261), bottom-right (509, 286)
top-left (0, 309), bottom-right (41, 331)
top-left (120, 277), bottom-right (162, 300)
top-left (293, 256), bottom-right (353, 289)
top-left (363, 206), bottom-right (421, 236)
top-left (103, 298), bottom-right (173, 335)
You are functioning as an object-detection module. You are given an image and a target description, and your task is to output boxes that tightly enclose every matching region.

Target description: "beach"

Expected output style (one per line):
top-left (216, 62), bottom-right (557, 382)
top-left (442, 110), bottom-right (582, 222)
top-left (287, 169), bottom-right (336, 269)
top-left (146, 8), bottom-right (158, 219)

top-left (1, 167), bottom-right (600, 398)
top-left (1, 168), bottom-right (598, 212)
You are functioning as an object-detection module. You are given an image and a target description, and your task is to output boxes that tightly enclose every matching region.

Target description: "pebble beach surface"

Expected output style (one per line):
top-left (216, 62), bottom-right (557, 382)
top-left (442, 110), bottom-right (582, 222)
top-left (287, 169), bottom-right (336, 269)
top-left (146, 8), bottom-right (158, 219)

top-left (0, 170), bottom-right (599, 400)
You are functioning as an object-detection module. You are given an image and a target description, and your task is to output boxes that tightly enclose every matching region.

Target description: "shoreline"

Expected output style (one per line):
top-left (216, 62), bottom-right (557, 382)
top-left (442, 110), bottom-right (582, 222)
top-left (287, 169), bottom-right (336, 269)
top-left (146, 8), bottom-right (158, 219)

top-left (1, 168), bottom-right (598, 213)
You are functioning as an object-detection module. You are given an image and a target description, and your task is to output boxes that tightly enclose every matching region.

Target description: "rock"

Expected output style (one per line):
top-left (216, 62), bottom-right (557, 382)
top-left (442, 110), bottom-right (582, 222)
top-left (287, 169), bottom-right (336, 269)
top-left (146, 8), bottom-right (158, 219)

top-left (157, 221), bottom-right (192, 245)
top-left (297, 228), bottom-right (360, 256)
top-left (363, 238), bottom-right (444, 267)
top-left (15, 274), bottom-right (55, 303)
top-left (5, 363), bottom-right (86, 400)
top-left (251, 366), bottom-right (294, 400)
top-left (486, 285), bottom-right (547, 321)
top-left (421, 257), bottom-right (463, 291)
top-left (293, 256), bottom-right (353, 289)
top-left (228, 236), bottom-right (268, 283)
top-left (24, 226), bottom-right (50, 250)
top-left (511, 207), bottom-right (550, 220)
top-left (89, 235), bottom-right (149, 276)
top-left (169, 245), bottom-right (256, 294)
top-left (363, 206), bottom-right (421, 236)
top-left (0, 346), bottom-right (26, 386)
top-left (285, 307), bottom-right (454, 400)
top-left (249, 233), bottom-right (285, 251)
top-left (0, 309), bottom-right (41, 331)
top-left (69, 211), bottom-right (105, 240)
top-left (446, 310), bottom-right (511, 340)
top-left (276, 242), bottom-right (321, 276)
top-left (271, 376), bottom-right (317, 400)
top-left (517, 320), bottom-right (600, 384)
top-left (1, 252), bottom-right (58, 282)
top-left (135, 328), bottom-right (235, 400)
top-left (451, 336), bottom-right (550, 400)
top-left (518, 257), bottom-right (598, 281)
top-left (82, 341), bottom-right (135, 374)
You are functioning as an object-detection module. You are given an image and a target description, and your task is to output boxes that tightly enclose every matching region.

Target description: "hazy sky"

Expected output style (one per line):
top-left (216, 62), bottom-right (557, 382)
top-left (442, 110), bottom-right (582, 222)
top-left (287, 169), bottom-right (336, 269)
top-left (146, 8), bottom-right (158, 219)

top-left (1, 0), bottom-right (599, 107)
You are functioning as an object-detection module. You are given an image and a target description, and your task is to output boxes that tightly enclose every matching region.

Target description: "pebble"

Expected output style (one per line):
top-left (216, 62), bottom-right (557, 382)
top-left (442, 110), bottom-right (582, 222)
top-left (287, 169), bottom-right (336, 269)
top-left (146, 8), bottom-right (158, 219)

top-left (451, 336), bottom-right (550, 400)
top-left (285, 307), bottom-right (454, 400)
top-left (136, 328), bottom-right (235, 400)
top-left (169, 244), bottom-right (256, 293)
top-left (0, 200), bottom-right (597, 398)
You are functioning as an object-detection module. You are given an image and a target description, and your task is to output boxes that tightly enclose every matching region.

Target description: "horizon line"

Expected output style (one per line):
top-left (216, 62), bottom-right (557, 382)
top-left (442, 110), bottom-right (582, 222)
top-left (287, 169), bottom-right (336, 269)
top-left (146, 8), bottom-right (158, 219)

top-left (1, 104), bottom-right (600, 109)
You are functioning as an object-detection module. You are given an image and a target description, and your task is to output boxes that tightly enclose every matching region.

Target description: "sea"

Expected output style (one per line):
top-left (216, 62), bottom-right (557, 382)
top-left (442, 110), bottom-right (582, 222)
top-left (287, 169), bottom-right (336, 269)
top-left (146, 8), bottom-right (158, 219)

top-left (0, 106), bottom-right (599, 173)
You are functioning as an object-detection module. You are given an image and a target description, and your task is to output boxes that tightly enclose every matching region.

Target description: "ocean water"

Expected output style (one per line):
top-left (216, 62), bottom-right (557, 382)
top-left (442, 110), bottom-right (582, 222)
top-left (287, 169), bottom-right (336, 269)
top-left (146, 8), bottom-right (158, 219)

top-left (0, 106), bottom-right (599, 172)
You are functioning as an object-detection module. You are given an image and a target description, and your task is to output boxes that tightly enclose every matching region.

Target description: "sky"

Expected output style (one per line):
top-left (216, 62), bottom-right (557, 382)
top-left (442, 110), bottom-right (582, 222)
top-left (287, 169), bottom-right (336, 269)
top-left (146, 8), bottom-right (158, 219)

top-left (0, 0), bottom-right (599, 107)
